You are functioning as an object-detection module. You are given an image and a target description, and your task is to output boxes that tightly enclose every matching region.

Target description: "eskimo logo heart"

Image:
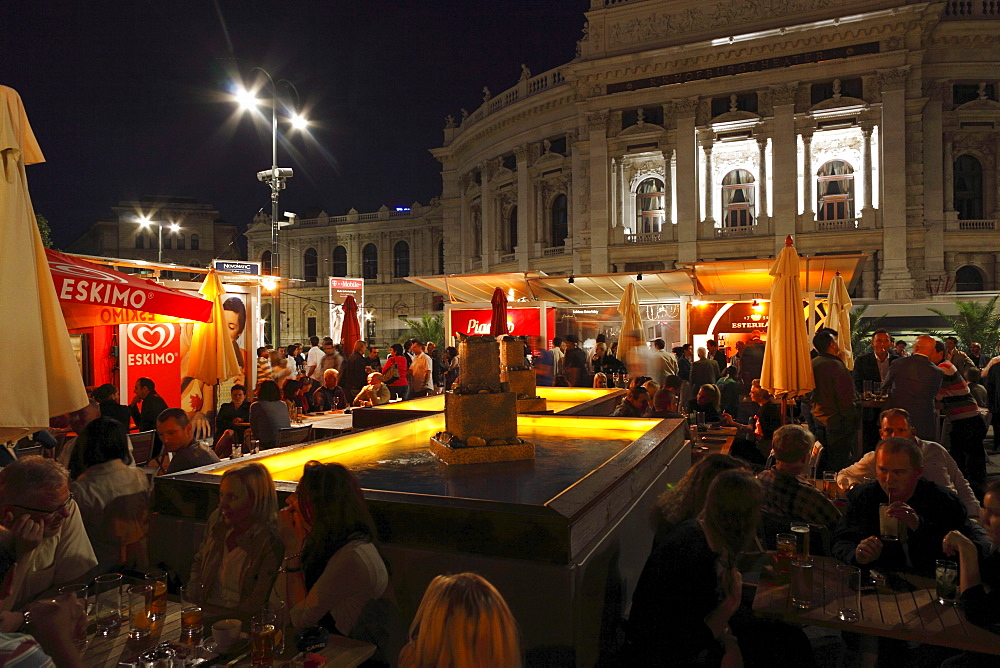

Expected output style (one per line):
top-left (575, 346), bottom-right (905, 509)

top-left (128, 324), bottom-right (176, 351)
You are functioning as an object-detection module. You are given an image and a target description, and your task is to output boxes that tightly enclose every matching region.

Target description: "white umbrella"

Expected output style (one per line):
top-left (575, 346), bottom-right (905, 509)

top-left (0, 86), bottom-right (88, 443)
top-left (617, 281), bottom-right (644, 374)
top-left (825, 271), bottom-right (854, 371)
top-left (761, 236), bottom-right (816, 407)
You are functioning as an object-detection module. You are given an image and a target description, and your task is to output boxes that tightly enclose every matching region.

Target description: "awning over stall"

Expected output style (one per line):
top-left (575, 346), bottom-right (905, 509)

top-left (47, 249), bottom-right (213, 328)
top-left (677, 253), bottom-right (867, 297)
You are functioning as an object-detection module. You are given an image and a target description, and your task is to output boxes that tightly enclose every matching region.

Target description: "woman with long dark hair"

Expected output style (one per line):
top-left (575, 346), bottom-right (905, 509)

top-left (382, 344), bottom-right (410, 401)
top-left (275, 462), bottom-right (390, 638)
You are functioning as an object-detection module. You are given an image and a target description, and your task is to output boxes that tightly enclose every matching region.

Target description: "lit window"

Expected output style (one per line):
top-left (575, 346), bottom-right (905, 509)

top-left (817, 160), bottom-right (855, 221)
top-left (721, 170), bottom-right (755, 227)
top-left (635, 178), bottom-right (665, 233)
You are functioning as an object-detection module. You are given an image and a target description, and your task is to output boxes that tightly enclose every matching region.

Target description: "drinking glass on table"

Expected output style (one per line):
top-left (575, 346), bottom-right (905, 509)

top-left (250, 613), bottom-right (276, 666)
top-left (790, 521), bottom-right (811, 560)
top-left (776, 533), bottom-right (796, 574)
top-left (262, 601), bottom-right (286, 654)
top-left (145, 568), bottom-right (168, 621)
top-left (879, 503), bottom-right (900, 542)
top-left (822, 471), bottom-right (839, 500)
top-left (936, 560), bottom-right (958, 605)
top-left (57, 584), bottom-right (90, 649)
top-left (127, 583), bottom-right (153, 639)
top-left (179, 584), bottom-right (204, 643)
top-left (93, 573), bottom-right (123, 636)
top-left (836, 564), bottom-right (861, 622)
top-left (791, 557), bottom-right (814, 609)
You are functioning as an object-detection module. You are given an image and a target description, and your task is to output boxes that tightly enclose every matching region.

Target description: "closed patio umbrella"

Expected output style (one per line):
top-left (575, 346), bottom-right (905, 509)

top-left (490, 287), bottom-right (508, 337)
top-left (617, 281), bottom-right (643, 369)
top-left (0, 86), bottom-right (88, 442)
top-left (824, 271), bottom-right (854, 371)
top-left (340, 295), bottom-right (361, 353)
top-left (185, 270), bottom-right (242, 386)
top-left (761, 236), bottom-right (815, 416)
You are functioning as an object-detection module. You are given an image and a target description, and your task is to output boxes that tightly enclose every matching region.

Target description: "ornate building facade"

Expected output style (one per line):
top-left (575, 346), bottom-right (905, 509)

top-left (431, 0), bottom-right (1000, 300)
top-left (245, 203), bottom-right (444, 345)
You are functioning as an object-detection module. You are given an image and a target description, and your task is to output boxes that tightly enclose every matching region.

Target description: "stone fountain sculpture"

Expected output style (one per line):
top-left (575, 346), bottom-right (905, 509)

top-left (430, 334), bottom-right (535, 465)
top-left (499, 337), bottom-right (547, 413)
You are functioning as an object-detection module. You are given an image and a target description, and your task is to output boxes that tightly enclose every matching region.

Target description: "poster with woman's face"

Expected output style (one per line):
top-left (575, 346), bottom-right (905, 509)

top-left (179, 293), bottom-right (248, 420)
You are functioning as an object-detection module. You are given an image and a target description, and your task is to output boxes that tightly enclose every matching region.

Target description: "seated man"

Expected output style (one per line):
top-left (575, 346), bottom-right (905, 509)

top-left (312, 369), bottom-right (348, 412)
top-left (756, 425), bottom-right (841, 531)
top-left (0, 526), bottom-right (88, 666)
top-left (643, 389), bottom-right (684, 419)
top-left (0, 457), bottom-right (97, 612)
top-left (612, 386), bottom-right (649, 418)
top-left (93, 383), bottom-right (131, 429)
top-left (353, 373), bottom-right (391, 407)
top-left (832, 437), bottom-right (985, 576)
top-left (128, 377), bottom-right (168, 433)
top-left (56, 401), bottom-right (101, 468)
top-left (836, 408), bottom-right (980, 520)
top-left (156, 408), bottom-right (220, 475)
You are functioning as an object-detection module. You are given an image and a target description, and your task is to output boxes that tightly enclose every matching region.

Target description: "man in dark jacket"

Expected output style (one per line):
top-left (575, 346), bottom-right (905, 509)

top-left (880, 335), bottom-right (944, 441)
top-left (811, 330), bottom-right (858, 472)
top-left (128, 377), bottom-right (168, 433)
top-left (853, 329), bottom-right (898, 453)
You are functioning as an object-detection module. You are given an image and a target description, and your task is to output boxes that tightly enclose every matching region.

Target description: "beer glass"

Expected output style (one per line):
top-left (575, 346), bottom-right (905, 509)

top-left (127, 584), bottom-right (153, 639)
top-left (93, 573), bottom-right (123, 636)
top-left (791, 557), bottom-right (814, 609)
top-left (250, 614), bottom-right (276, 666)
top-left (145, 568), bottom-right (168, 621)
top-left (776, 533), bottom-right (796, 575)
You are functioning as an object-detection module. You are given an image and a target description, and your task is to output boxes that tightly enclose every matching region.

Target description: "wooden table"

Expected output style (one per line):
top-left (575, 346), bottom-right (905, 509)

top-left (82, 598), bottom-right (376, 666)
top-left (753, 555), bottom-right (1000, 655)
top-left (690, 425), bottom-right (738, 457)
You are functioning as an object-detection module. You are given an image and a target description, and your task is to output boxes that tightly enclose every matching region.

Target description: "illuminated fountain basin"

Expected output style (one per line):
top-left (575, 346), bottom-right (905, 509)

top-left (352, 386), bottom-right (624, 430)
top-left (153, 413), bottom-right (689, 665)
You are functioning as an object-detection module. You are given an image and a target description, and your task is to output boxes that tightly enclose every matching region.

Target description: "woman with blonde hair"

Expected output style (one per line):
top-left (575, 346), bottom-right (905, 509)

top-left (399, 572), bottom-right (521, 668)
top-left (188, 462), bottom-right (282, 613)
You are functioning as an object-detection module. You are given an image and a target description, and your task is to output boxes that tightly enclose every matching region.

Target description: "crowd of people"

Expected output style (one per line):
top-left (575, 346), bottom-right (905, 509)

top-left (5, 327), bottom-right (1000, 665)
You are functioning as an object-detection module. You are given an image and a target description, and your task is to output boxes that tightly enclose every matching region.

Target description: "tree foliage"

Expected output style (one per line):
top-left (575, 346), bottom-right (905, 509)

top-left (400, 313), bottom-right (444, 349)
top-left (849, 305), bottom-right (888, 357)
top-left (927, 296), bottom-right (1000, 354)
top-left (36, 214), bottom-right (53, 249)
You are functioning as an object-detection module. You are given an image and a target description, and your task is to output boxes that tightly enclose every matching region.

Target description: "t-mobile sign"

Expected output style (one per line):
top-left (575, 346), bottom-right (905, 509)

top-left (329, 277), bottom-right (365, 342)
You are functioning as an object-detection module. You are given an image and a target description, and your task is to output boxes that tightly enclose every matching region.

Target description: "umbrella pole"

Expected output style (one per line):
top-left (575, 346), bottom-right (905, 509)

top-left (781, 396), bottom-right (788, 426)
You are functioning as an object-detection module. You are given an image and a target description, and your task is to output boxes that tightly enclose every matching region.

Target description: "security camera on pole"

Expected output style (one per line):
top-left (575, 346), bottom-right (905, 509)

top-left (235, 69), bottom-right (308, 348)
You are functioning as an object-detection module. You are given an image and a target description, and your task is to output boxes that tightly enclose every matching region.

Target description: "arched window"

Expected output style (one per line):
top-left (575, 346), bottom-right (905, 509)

top-left (956, 265), bottom-right (985, 292)
top-left (635, 178), bottom-right (665, 233)
top-left (176, 234), bottom-right (186, 250)
top-left (437, 239), bottom-right (445, 274)
top-left (164, 236), bottom-right (173, 250)
top-left (954, 155), bottom-right (984, 220)
top-left (551, 194), bottom-right (568, 246)
top-left (304, 248), bottom-right (318, 283)
top-left (393, 241), bottom-right (410, 278)
top-left (332, 246), bottom-right (347, 277)
top-left (262, 251), bottom-right (272, 275)
top-left (190, 233), bottom-right (200, 251)
top-left (362, 243), bottom-right (378, 280)
top-left (721, 170), bottom-right (755, 227)
top-left (135, 233), bottom-right (145, 249)
top-left (817, 160), bottom-right (855, 221)
top-left (507, 206), bottom-right (518, 252)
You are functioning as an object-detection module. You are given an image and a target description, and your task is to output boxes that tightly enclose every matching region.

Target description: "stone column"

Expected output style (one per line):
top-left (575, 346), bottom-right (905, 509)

top-left (587, 111), bottom-right (611, 272)
top-left (860, 125), bottom-right (875, 211)
top-left (801, 130), bottom-right (815, 223)
top-left (922, 85), bottom-right (945, 278)
top-left (770, 84), bottom-right (798, 251)
top-left (479, 160), bottom-right (493, 270)
top-left (943, 133), bottom-right (955, 214)
top-left (662, 148), bottom-right (673, 233)
top-left (702, 138), bottom-right (715, 225)
top-left (876, 67), bottom-right (913, 298)
top-left (675, 98), bottom-right (699, 262)
top-left (515, 145), bottom-right (531, 270)
top-left (756, 136), bottom-right (769, 224)
top-left (458, 181), bottom-right (469, 272)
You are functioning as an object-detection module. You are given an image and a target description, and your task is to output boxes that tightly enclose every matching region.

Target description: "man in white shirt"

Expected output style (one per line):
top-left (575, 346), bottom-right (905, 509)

top-left (550, 337), bottom-right (564, 379)
top-left (304, 336), bottom-right (325, 382)
top-left (408, 341), bottom-right (434, 398)
top-left (651, 338), bottom-right (678, 387)
top-left (836, 408), bottom-right (980, 519)
top-left (0, 457), bottom-right (97, 611)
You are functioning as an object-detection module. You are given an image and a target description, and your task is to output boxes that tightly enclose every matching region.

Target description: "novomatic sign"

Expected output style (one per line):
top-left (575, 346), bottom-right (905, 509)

top-left (213, 260), bottom-right (261, 275)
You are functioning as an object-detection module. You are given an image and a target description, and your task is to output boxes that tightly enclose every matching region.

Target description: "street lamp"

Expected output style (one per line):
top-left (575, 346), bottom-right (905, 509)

top-left (234, 67), bottom-right (308, 349)
top-left (136, 216), bottom-right (180, 263)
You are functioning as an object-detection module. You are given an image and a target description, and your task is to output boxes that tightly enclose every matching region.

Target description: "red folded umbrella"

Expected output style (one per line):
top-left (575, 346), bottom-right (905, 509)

top-left (46, 249), bottom-right (212, 328)
top-left (490, 287), bottom-right (508, 337)
top-left (341, 295), bottom-right (361, 352)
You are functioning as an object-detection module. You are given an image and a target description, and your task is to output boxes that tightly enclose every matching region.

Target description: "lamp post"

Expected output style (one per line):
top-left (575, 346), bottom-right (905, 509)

top-left (136, 216), bottom-right (180, 264)
top-left (235, 68), bottom-right (308, 349)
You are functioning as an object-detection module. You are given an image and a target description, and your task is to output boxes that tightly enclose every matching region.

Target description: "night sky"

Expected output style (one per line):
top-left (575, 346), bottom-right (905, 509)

top-left (3, 1), bottom-right (587, 249)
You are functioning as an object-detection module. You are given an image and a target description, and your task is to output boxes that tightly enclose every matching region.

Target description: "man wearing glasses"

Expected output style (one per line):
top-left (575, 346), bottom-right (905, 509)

top-left (0, 457), bottom-right (96, 612)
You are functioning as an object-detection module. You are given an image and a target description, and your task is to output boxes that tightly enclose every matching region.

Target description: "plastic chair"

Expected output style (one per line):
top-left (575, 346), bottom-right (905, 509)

top-left (807, 441), bottom-right (824, 479)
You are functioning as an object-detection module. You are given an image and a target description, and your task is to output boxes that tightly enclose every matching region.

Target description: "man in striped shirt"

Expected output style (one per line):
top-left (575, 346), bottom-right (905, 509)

top-left (931, 339), bottom-right (987, 488)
